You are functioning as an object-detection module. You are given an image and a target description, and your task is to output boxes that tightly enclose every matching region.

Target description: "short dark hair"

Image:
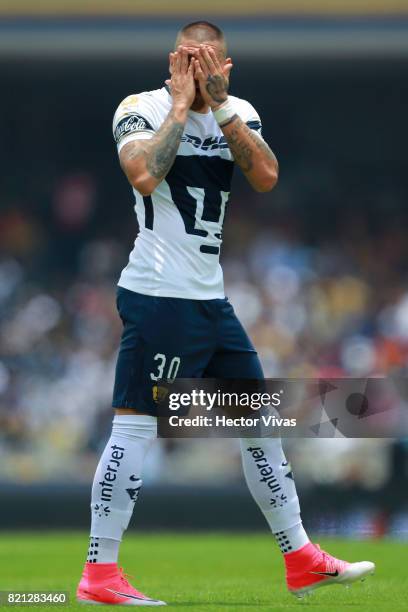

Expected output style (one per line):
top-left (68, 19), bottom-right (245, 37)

top-left (176, 21), bottom-right (226, 54)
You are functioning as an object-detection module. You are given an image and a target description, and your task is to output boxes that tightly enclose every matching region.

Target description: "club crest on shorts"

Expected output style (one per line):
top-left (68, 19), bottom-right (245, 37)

top-left (153, 385), bottom-right (168, 403)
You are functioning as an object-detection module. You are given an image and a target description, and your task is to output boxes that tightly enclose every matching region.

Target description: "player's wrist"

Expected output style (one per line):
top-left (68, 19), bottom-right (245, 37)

top-left (211, 97), bottom-right (228, 110)
top-left (212, 98), bottom-right (235, 127)
top-left (171, 101), bottom-right (189, 121)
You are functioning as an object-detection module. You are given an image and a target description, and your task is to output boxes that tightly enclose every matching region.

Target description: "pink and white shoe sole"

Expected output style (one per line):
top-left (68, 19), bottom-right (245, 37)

top-left (290, 560), bottom-right (376, 598)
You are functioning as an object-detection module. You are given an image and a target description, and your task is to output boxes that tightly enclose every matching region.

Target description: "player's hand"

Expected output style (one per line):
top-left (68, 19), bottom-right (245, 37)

top-left (194, 46), bottom-right (233, 109)
top-left (166, 46), bottom-right (196, 111)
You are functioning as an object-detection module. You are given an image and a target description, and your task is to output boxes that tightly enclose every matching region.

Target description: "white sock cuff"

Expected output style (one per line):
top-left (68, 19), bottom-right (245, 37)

top-left (112, 414), bottom-right (157, 441)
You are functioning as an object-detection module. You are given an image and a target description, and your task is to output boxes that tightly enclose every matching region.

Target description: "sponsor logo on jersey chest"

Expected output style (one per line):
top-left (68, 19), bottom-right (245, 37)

top-left (181, 133), bottom-right (228, 151)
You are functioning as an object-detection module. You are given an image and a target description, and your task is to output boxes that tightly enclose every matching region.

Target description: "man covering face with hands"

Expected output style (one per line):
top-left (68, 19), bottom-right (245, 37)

top-left (77, 20), bottom-right (375, 607)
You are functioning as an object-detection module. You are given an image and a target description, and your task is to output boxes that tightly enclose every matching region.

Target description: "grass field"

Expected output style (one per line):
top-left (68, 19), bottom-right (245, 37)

top-left (0, 532), bottom-right (407, 611)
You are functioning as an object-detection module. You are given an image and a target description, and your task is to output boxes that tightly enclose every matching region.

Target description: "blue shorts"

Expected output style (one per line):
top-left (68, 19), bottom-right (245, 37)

top-left (112, 287), bottom-right (264, 416)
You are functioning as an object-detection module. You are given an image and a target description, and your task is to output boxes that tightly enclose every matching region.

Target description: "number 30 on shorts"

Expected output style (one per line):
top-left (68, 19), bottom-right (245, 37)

top-left (150, 353), bottom-right (181, 382)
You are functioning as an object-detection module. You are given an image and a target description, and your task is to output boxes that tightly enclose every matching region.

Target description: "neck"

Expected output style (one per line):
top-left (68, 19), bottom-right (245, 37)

top-left (190, 98), bottom-right (210, 114)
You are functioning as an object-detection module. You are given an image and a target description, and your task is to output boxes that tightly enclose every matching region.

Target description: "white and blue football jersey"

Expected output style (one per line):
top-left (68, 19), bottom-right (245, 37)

top-left (113, 87), bottom-right (262, 299)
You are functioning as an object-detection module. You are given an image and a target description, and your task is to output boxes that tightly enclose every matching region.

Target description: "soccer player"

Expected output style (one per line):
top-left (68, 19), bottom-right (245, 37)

top-left (77, 21), bottom-right (375, 606)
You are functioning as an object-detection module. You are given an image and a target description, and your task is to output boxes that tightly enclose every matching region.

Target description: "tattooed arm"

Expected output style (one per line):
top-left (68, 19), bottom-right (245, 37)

top-left (220, 115), bottom-right (278, 193)
top-left (119, 47), bottom-right (195, 196)
top-left (195, 45), bottom-right (278, 193)
top-left (119, 106), bottom-right (186, 196)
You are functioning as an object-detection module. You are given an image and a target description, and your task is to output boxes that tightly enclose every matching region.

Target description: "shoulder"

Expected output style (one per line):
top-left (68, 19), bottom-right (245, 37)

top-left (228, 95), bottom-right (261, 121)
top-left (112, 88), bottom-right (168, 140)
top-left (113, 89), bottom-right (164, 120)
top-left (228, 95), bottom-right (262, 134)
top-left (113, 90), bottom-right (167, 147)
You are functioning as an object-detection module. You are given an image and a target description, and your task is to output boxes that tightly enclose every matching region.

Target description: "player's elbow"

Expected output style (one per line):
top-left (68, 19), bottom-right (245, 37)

top-left (135, 182), bottom-right (155, 197)
top-left (129, 173), bottom-right (157, 197)
top-left (253, 167), bottom-right (278, 193)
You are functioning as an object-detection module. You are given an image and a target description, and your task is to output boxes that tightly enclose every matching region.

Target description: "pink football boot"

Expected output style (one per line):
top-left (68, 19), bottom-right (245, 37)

top-left (77, 562), bottom-right (166, 606)
top-left (285, 542), bottom-right (375, 598)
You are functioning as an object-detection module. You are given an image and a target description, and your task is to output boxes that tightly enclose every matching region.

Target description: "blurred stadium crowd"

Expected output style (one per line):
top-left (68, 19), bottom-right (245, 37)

top-left (1, 159), bottom-right (407, 492)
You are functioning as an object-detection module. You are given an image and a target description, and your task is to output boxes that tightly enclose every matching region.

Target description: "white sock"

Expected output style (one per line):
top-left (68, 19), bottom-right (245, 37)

top-left (240, 437), bottom-right (310, 553)
top-left (88, 414), bottom-right (156, 564)
top-left (87, 537), bottom-right (120, 564)
top-left (274, 524), bottom-right (309, 554)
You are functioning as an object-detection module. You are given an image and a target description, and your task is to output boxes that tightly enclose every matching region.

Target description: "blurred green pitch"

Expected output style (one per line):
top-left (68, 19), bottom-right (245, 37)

top-left (0, 532), bottom-right (407, 611)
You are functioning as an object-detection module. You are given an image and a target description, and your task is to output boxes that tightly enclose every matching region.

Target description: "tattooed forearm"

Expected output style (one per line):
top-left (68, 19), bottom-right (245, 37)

top-left (222, 115), bottom-right (277, 174)
top-left (146, 112), bottom-right (184, 180)
top-left (120, 107), bottom-right (185, 186)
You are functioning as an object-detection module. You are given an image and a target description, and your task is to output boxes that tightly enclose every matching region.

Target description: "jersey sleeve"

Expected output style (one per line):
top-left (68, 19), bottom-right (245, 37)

top-left (235, 99), bottom-right (263, 136)
top-left (112, 94), bottom-right (160, 152)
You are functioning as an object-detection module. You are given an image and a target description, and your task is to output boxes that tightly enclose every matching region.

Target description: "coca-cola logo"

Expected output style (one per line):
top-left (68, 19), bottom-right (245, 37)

top-left (114, 114), bottom-right (154, 143)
